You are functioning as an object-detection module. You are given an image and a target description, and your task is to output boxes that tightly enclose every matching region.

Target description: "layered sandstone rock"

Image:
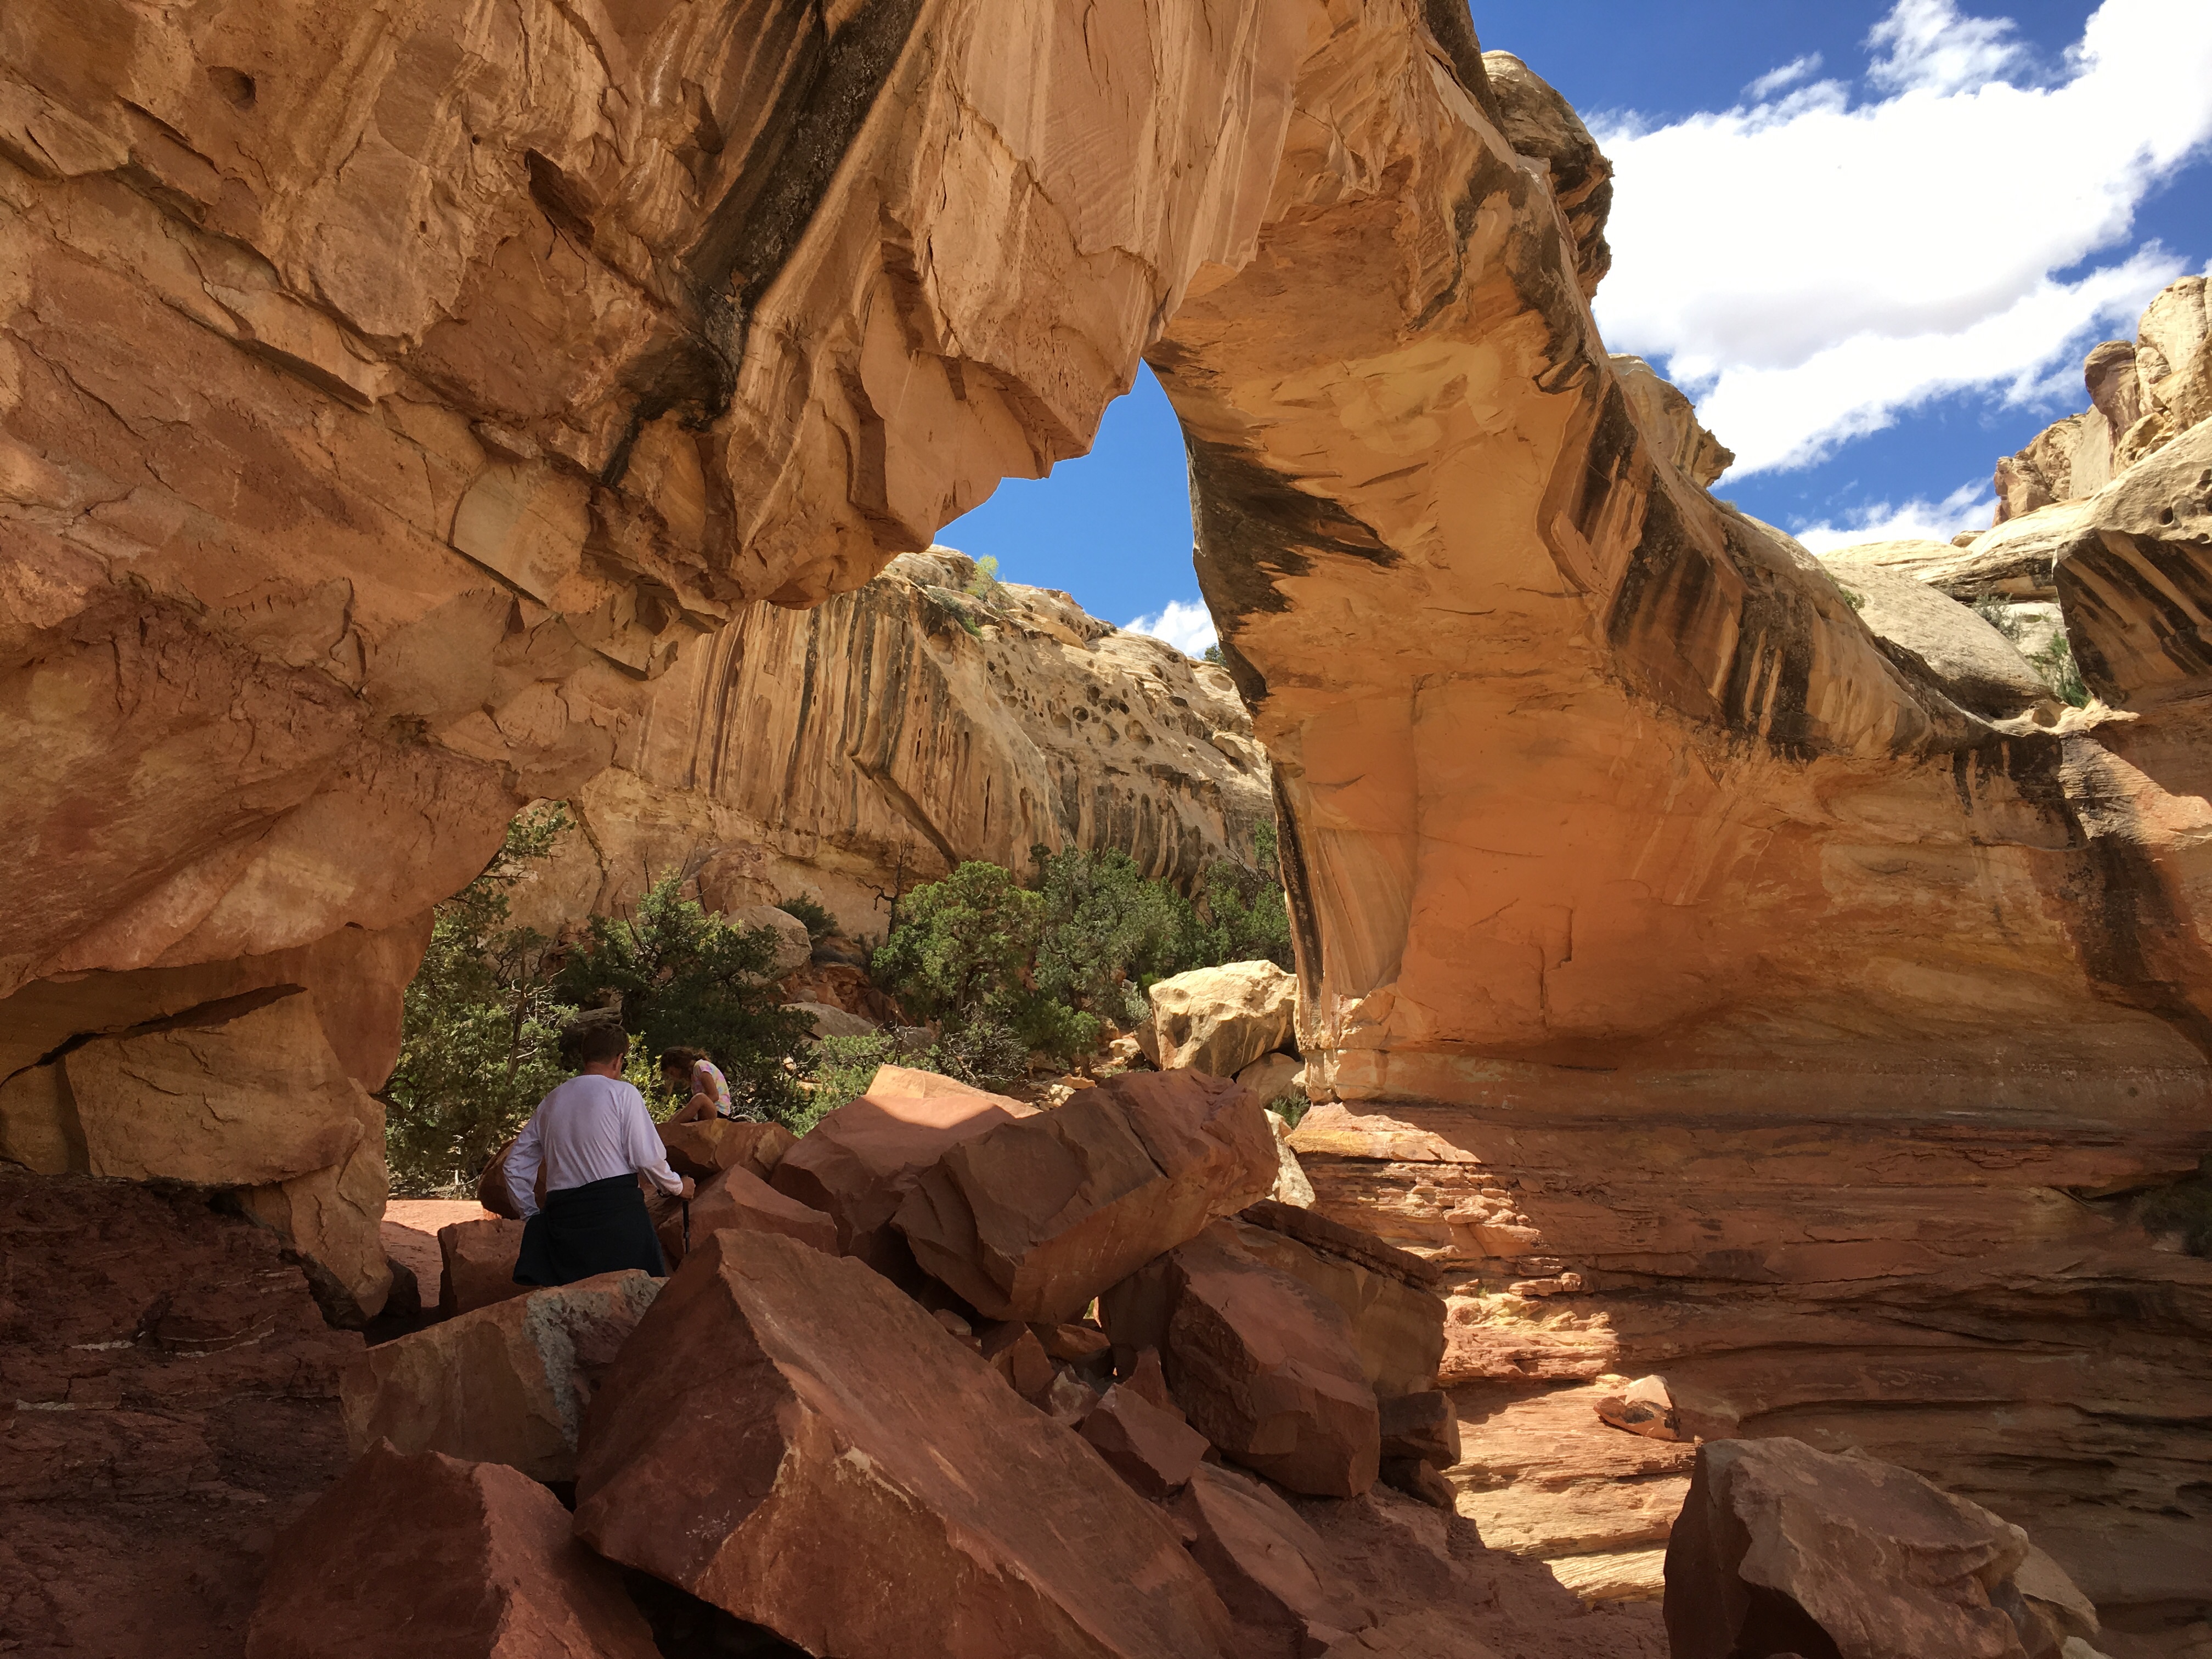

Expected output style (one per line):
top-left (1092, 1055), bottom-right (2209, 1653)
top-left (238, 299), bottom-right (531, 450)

top-left (0, 1168), bottom-right (360, 1657)
top-left (1292, 1104), bottom-right (2212, 1611)
top-left (574, 1229), bottom-right (1238, 1659)
top-left (341, 1269), bottom-right (660, 1482)
top-left (0, 987), bottom-right (394, 1320)
top-left (6, 0), bottom-right (2211, 1627)
top-left (511, 550), bottom-right (1274, 939)
top-left (246, 1443), bottom-right (658, 1659)
top-left (894, 1069), bottom-right (1278, 1322)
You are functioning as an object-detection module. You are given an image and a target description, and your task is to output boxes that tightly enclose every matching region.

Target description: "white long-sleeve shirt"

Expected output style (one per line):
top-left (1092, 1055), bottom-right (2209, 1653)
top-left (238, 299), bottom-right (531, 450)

top-left (504, 1074), bottom-right (683, 1220)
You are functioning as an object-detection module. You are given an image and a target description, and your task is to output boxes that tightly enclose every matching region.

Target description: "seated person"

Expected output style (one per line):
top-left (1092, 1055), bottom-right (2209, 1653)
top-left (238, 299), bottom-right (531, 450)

top-left (661, 1045), bottom-right (735, 1125)
top-left (508, 1014), bottom-right (692, 1286)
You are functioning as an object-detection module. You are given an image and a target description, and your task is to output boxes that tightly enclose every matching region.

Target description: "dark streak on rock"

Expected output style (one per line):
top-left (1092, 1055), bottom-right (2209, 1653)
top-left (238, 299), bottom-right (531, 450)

top-left (603, 0), bottom-right (927, 487)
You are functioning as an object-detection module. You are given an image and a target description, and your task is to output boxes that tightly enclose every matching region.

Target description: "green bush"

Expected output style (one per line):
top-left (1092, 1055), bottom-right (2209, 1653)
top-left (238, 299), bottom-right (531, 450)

top-left (797, 1032), bottom-right (906, 1132)
top-left (871, 831), bottom-right (1296, 1081)
top-left (1030, 845), bottom-right (1194, 1026)
top-left (554, 875), bottom-right (816, 1123)
top-left (777, 894), bottom-right (838, 942)
top-left (382, 805), bottom-right (577, 1196)
top-left (870, 862), bottom-right (1043, 1023)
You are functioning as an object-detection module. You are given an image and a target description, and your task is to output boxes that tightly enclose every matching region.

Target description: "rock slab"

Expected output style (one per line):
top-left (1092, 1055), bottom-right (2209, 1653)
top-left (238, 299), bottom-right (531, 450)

top-left (341, 1269), bottom-right (660, 1483)
top-left (245, 1442), bottom-right (658, 1659)
top-left (895, 1070), bottom-right (1279, 1321)
top-left (1664, 1437), bottom-right (2085, 1659)
top-left (438, 1216), bottom-right (530, 1318)
top-left (574, 1229), bottom-right (1235, 1659)
top-left (1102, 1222), bottom-right (1380, 1498)
top-left (769, 1065), bottom-right (1034, 1274)
top-left (658, 1163), bottom-right (839, 1266)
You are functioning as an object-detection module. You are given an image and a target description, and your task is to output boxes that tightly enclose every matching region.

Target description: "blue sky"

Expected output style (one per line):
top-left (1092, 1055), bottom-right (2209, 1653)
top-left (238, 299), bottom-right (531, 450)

top-left (940, 0), bottom-right (2212, 653)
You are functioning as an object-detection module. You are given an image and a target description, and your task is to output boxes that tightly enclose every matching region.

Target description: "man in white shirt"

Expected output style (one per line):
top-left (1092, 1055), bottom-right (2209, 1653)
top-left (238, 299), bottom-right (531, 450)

top-left (507, 1014), bottom-right (693, 1287)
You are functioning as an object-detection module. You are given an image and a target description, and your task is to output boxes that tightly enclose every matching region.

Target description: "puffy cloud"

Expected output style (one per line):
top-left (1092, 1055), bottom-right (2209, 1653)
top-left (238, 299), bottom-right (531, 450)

top-left (1866, 0), bottom-right (2024, 93)
top-left (1788, 480), bottom-right (1996, 552)
top-left (1124, 599), bottom-right (1217, 657)
top-left (1592, 0), bottom-right (2212, 477)
top-left (1744, 53), bottom-right (1825, 101)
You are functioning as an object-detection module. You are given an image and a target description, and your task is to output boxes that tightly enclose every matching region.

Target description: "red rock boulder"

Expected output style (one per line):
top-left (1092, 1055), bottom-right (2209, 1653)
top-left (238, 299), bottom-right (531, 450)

top-left (340, 1270), bottom-right (660, 1482)
top-left (656, 1164), bottom-right (838, 1268)
top-left (769, 1064), bottom-right (1033, 1275)
top-left (657, 1118), bottom-right (796, 1182)
top-left (1082, 1382), bottom-right (1209, 1498)
top-left (573, 1229), bottom-right (1234, 1659)
top-left (1664, 1437), bottom-right (2087, 1659)
top-left (895, 1070), bottom-right (1278, 1322)
top-left (436, 1216), bottom-right (528, 1318)
top-left (244, 1441), bottom-right (657, 1659)
top-left (1176, 1462), bottom-right (1360, 1659)
top-left (1102, 1222), bottom-right (1380, 1498)
top-left (1229, 1204), bottom-right (1446, 1398)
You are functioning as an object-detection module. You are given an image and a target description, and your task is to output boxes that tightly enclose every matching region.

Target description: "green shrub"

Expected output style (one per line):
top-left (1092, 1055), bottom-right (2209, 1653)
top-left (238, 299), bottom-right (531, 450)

top-left (554, 875), bottom-right (816, 1124)
top-left (797, 1032), bottom-right (906, 1132)
top-left (871, 862), bottom-right (1043, 1023)
top-left (778, 894), bottom-right (838, 942)
top-left (1030, 845), bottom-right (1194, 1026)
top-left (1266, 1087), bottom-right (1311, 1130)
top-left (382, 805), bottom-right (577, 1196)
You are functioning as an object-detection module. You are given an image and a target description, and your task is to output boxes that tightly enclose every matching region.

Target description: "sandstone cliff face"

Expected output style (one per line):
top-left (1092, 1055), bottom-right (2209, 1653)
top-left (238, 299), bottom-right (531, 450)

top-left (511, 550), bottom-right (1271, 938)
top-left (5, 0), bottom-right (2211, 1618)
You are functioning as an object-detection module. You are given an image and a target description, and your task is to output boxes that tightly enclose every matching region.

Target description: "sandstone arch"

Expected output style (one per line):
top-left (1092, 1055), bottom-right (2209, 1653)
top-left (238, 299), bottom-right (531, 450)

top-left (3, 0), bottom-right (2208, 1605)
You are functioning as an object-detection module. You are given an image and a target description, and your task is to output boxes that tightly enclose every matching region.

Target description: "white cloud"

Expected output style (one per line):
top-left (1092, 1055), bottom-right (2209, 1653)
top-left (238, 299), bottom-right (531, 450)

top-left (1866, 0), bottom-right (2025, 93)
top-left (1744, 53), bottom-right (1825, 101)
top-left (1125, 598), bottom-right (1217, 657)
top-left (1592, 0), bottom-right (2212, 478)
top-left (1790, 479), bottom-right (1996, 552)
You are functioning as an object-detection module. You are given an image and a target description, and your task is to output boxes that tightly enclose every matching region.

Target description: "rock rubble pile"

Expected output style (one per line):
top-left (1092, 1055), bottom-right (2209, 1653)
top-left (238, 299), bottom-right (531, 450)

top-left (300, 1064), bottom-right (1571, 1659)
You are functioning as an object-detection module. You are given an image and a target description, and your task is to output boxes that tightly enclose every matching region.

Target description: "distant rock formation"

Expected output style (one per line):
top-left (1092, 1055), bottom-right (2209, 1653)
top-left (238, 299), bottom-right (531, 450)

top-left (1995, 278), bottom-right (2209, 521)
top-left (509, 550), bottom-right (1271, 940)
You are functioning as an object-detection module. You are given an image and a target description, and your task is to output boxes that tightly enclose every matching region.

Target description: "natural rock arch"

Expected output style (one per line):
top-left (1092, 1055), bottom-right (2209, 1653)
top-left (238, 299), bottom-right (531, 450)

top-left (4, 0), bottom-right (2209, 1605)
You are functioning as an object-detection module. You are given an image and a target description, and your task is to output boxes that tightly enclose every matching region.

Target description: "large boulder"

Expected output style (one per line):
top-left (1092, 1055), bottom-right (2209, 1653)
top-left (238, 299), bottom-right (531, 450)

top-left (245, 1442), bottom-right (658, 1659)
top-left (1143, 962), bottom-right (1299, 1077)
top-left (1229, 1203), bottom-right (1447, 1397)
top-left (2054, 420), bottom-right (2212, 707)
top-left (1176, 1462), bottom-right (1361, 1659)
top-left (656, 1117), bottom-right (796, 1182)
top-left (724, 904), bottom-right (814, 978)
top-left (436, 1217), bottom-right (529, 1318)
top-left (785, 999), bottom-right (878, 1039)
top-left (340, 1269), bottom-right (659, 1483)
top-left (657, 1163), bottom-right (838, 1267)
top-left (1101, 1222), bottom-right (1380, 1498)
top-left (894, 1070), bottom-right (1278, 1322)
top-left (769, 1065), bottom-right (1034, 1275)
top-left (1664, 1438), bottom-right (2101, 1659)
top-left (573, 1229), bottom-right (1236, 1659)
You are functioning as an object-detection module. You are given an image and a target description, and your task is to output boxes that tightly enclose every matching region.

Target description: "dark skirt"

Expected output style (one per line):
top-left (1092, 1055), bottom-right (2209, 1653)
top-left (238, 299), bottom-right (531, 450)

top-left (513, 1173), bottom-right (668, 1288)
